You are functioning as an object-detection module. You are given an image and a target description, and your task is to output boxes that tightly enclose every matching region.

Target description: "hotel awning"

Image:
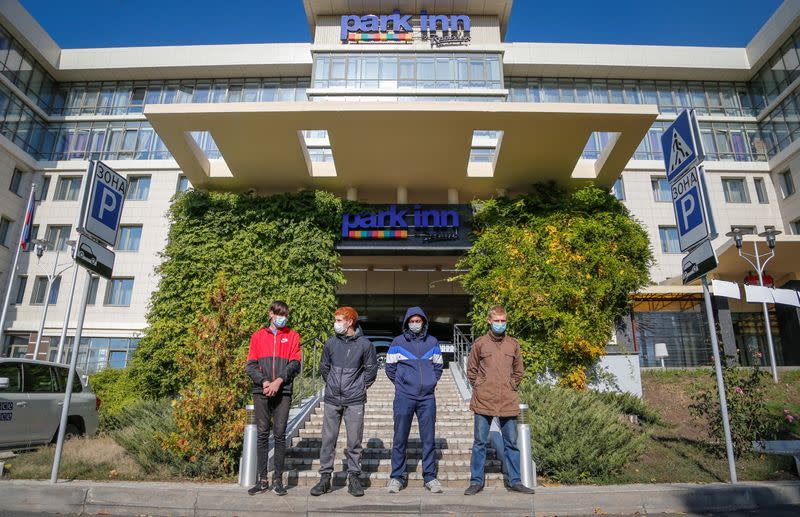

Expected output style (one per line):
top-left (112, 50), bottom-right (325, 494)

top-left (145, 101), bottom-right (658, 198)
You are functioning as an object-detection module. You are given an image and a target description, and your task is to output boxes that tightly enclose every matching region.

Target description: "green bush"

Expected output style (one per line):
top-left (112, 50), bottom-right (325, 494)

top-left (457, 184), bottom-right (652, 388)
top-left (519, 382), bottom-right (648, 483)
top-left (109, 398), bottom-right (225, 478)
top-left (88, 368), bottom-right (142, 429)
top-left (689, 365), bottom-right (780, 458)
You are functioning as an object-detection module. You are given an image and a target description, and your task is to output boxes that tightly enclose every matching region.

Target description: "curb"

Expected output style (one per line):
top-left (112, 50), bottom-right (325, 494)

top-left (0, 479), bottom-right (799, 516)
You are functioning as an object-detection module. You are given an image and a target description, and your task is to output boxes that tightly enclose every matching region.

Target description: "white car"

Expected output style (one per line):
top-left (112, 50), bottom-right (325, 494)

top-left (0, 358), bottom-right (100, 450)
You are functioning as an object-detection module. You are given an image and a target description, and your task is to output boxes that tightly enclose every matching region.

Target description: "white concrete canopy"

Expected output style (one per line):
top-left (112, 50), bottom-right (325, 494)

top-left (145, 101), bottom-right (658, 199)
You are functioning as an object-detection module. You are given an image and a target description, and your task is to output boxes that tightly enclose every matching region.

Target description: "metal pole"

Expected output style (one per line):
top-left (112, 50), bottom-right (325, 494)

top-left (0, 186), bottom-right (35, 356)
top-left (50, 269), bottom-right (91, 483)
top-left (56, 247), bottom-right (80, 363)
top-left (701, 275), bottom-right (737, 483)
top-left (33, 246), bottom-right (61, 360)
top-left (753, 240), bottom-right (779, 383)
top-left (517, 404), bottom-right (536, 488)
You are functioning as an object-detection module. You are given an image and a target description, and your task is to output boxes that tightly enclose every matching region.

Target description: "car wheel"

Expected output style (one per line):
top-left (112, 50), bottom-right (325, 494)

top-left (64, 423), bottom-right (80, 440)
top-left (376, 353), bottom-right (387, 369)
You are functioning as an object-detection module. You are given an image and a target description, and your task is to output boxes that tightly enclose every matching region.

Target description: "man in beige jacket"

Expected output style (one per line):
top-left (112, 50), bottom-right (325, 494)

top-left (464, 305), bottom-right (534, 495)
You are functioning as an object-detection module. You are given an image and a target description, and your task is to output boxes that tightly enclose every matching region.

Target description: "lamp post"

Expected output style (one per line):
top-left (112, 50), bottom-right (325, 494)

top-left (724, 228), bottom-right (781, 383)
top-left (55, 241), bottom-right (80, 364)
top-left (31, 239), bottom-right (75, 361)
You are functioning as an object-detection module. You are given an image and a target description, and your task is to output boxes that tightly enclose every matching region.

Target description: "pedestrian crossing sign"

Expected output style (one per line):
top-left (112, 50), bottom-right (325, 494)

top-left (661, 110), bottom-right (701, 182)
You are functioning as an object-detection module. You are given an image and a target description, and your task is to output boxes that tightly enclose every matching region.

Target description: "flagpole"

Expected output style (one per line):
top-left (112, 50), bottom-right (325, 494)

top-left (0, 185), bottom-right (36, 356)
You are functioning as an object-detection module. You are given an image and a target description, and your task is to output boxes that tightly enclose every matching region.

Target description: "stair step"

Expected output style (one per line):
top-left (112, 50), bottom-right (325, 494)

top-left (285, 458), bottom-right (502, 473)
top-left (282, 470), bottom-right (507, 488)
top-left (286, 447), bottom-right (495, 460)
top-left (293, 437), bottom-right (478, 447)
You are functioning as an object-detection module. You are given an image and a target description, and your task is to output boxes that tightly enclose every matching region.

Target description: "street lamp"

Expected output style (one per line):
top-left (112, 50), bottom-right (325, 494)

top-left (724, 228), bottom-right (781, 382)
top-left (31, 238), bottom-right (75, 361)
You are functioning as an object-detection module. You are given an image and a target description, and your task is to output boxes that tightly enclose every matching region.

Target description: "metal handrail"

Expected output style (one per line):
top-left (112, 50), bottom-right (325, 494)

top-left (453, 323), bottom-right (473, 379)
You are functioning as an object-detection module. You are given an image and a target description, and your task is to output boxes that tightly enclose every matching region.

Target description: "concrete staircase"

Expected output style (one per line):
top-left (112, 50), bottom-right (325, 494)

top-left (285, 368), bottom-right (505, 488)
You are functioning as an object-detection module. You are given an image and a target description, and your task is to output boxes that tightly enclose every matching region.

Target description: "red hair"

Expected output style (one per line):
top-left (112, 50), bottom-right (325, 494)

top-left (335, 306), bottom-right (359, 328)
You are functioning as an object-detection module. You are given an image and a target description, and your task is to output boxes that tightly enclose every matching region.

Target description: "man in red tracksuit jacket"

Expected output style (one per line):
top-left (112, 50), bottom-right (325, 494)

top-left (245, 300), bottom-right (302, 496)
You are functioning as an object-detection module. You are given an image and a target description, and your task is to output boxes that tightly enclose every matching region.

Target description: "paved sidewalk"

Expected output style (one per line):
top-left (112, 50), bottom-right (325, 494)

top-left (1, 479), bottom-right (799, 516)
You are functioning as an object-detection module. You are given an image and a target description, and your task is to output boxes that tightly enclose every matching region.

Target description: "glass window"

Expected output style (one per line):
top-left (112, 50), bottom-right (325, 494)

top-left (31, 275), bottom-right (58, 305)
top-left (0, 362), bottom-right (22, 392)
top-left (53, 176), bottom-right (81, 201)
top-left (108, 350), bottom-right (128, 369)
top-left (117, 225), bottom-right (142, 251)
top-left (9, 168), bottom-right (23, 195)
top-left (651, 177), bottom-right (672, 202)
top-left (13, 275), bottom-right (26, 304)
top-left (52, 366), bottom-right (82, 393)
top-left (659, 226), bottom-right (680, 253)
top-left (105, 277), bottom-right (134, 306)
top-left (87, 275), bottom-right (99, 305)
top-left (792, 219), bottom-right (800, 235)
top-left (754, 178), bottom-right (769, 204)
top-left (44, 225), bottom-right (71, 251)
top-left (36, 175), bottom-right (50, 201)
top-left (23, 363), bottom-right (54, 392)
top-left (126, 176), bottom-right (151, 200)
top-left (177, 175), bottom-right (191, 192)
top-left (722, 178), bottom-right (750, 203)
top-left (780, 170), bottom-right (796, 197)
top-left (612, 178), bottom-right (625, 200)
top-left (0, 217), bottom-right (10, 247)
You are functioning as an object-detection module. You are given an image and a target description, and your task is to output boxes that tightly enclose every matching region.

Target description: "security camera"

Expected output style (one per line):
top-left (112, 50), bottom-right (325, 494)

top-left (34, 244), bottom-right (45, 259)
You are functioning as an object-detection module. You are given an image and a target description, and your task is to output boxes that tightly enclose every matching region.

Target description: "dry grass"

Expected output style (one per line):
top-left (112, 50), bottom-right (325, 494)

top-left (2, 434), bottom-right (165, 481)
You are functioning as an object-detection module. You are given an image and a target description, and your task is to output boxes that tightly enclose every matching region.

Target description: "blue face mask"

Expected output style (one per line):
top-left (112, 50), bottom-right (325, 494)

top-left (273, 316), bottom-right (287, 328)
top-left (491, 322), bottom-right (507, 334)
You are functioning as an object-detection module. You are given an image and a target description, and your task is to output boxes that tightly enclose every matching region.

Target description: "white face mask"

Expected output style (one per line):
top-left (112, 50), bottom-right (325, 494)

top-left (408, 321), bottom-right (423, 334)
top-left (334, 321), bottom-right (348, 335)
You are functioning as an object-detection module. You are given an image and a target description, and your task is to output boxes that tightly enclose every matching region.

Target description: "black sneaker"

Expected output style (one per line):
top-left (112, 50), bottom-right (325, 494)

top-left (272, 480), bottom-right (287, 496)
top-left (464, 483), bottom-right (483, 496)
top-left (348, 474), bottom-right (365, 497)
top-left (508, 483), bottom-right (535, 494)
top-left (247, 480), bottom-right (269, 496)
top-left (310, 474), bottom-right (331, 496)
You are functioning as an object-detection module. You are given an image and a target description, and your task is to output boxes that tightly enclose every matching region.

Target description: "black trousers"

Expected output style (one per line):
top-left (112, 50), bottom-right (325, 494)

top-left (253, 392), bottom-right (290, 483)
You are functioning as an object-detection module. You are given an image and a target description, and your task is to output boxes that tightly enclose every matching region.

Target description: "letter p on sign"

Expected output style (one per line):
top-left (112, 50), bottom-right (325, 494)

top-left (91, 183), bottom-right (122, 231)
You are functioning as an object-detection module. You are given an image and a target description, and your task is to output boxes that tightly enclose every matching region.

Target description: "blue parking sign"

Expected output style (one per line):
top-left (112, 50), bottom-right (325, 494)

top-left (90, 182), bottom-right (123, 231)
top-left (671, 167), bottom-right (710, 252)
top-left (79, 161), bottom-right (128, 248)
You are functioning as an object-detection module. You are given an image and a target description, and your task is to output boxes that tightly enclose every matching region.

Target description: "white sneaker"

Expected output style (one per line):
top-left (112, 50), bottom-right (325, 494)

top-left (424, 478), bottom-right (443, 493)
top-left (387, 478), bottom-right (402, 493)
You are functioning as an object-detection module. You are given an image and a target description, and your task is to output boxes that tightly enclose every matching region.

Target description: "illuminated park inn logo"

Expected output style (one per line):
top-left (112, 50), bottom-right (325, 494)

top-left (342, 205), bottom-right (460, 241)
top-left (340, 10), bottom-right (471, 46)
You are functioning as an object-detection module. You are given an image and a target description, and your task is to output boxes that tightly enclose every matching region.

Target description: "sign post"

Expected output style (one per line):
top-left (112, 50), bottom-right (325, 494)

top-left (51, 161), bottom-right (127, 483)
top-left (662, 109), bottom-right (736, 483)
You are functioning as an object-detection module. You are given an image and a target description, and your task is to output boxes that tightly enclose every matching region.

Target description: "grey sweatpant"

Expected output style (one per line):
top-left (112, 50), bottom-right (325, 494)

top-left (319, 402), bottom-right (365, 475)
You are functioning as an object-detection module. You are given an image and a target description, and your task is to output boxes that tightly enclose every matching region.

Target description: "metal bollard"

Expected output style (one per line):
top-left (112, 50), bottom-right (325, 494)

top-left (517, 403), bottom-right (537, 488)
top-left (239, 404), bottom-right (258, 487)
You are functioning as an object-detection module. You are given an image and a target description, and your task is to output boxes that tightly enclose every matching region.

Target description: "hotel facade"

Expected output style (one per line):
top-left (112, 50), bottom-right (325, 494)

top-left (0, 0), bottom-right (798, 372)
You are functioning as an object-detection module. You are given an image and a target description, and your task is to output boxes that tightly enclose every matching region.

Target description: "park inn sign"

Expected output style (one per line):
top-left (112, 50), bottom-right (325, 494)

top-left (340, 10), bottom-right (471, 46)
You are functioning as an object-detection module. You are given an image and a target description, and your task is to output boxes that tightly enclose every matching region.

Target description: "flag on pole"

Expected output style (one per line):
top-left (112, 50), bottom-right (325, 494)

top-left (19, 188), bottom-right (36, 250)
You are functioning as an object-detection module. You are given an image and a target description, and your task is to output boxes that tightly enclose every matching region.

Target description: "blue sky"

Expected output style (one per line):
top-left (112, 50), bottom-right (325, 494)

top-left (20, 0), bottom-right (782, 48)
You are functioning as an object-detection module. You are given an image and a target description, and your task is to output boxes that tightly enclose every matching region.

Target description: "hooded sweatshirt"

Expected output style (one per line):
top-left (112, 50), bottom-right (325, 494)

top-left (385, 307), bottom-right (443, 401)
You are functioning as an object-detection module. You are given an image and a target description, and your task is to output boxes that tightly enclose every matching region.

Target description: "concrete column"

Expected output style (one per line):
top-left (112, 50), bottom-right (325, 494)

top-left (447, 188), bottom-right (459, 205)
top-left (397, 186), bottom-right (408, 204)
top-left (714, 297), bottom-right (739, 366)
top-left (346, 187), bottom-right (357, 201)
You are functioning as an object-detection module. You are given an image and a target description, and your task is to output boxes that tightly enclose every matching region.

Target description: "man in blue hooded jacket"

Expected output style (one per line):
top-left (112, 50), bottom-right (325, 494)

top-left (385, 307), bottom-right (444, 493)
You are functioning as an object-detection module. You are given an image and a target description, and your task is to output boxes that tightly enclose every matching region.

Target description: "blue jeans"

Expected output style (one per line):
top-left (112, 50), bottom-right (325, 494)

top-left (470, 413), bottom-right (521, 486)
top-left (391, 395), bottom-right (437, 483)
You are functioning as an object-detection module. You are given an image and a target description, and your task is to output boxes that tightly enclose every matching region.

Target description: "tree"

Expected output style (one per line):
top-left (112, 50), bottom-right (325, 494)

top-left (456, 183), bottom-right (652, 388)
top-left (162, 274), bottom-right (251, 475)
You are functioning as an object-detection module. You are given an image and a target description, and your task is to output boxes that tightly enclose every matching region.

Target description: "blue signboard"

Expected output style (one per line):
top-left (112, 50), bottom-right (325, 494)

top-left (79, 161), bottom-right (128, 249)
top-left (661, 110), bottom-right (700, 182)
top-left (671, 167), bottom-right (710, 252)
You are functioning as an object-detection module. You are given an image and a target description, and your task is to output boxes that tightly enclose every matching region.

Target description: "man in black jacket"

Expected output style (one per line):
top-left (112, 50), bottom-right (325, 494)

top-left (310, 306), bottom-right (378, 497)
